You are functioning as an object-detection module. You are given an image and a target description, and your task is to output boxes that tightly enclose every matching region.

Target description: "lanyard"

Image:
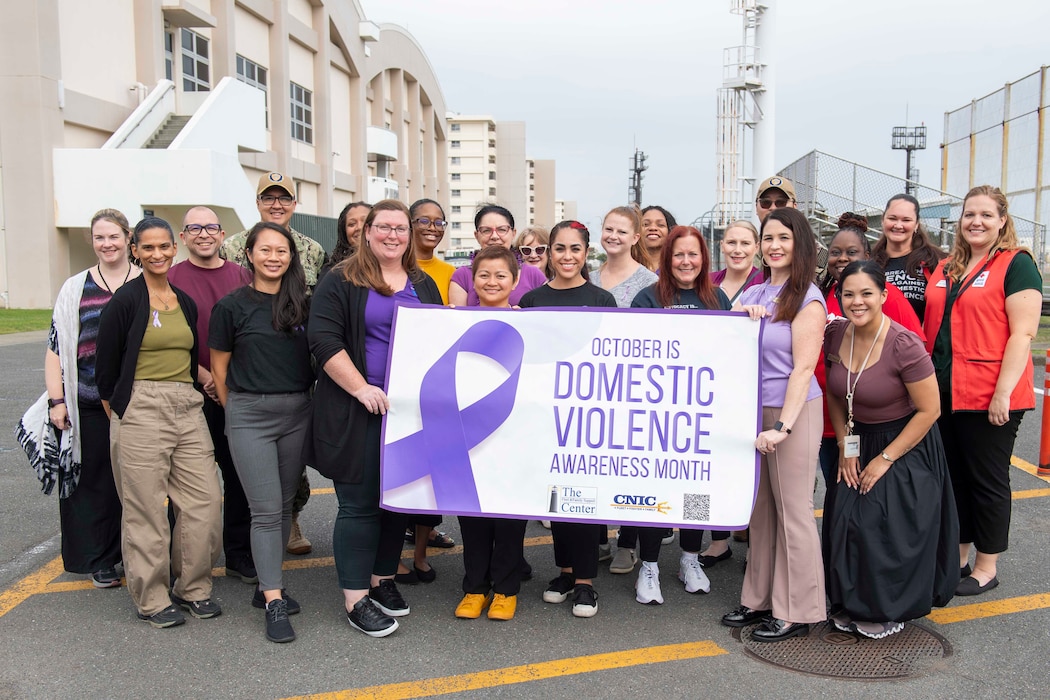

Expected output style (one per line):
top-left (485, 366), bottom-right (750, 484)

top-left (844, 314), bottom-right (886, 435)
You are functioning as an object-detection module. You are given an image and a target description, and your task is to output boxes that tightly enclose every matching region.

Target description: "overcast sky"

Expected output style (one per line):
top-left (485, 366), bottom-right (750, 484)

top-left (361, 0), bottom-right (1049, 229)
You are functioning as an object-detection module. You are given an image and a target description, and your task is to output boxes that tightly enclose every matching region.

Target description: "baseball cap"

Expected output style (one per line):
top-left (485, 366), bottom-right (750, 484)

top-left (756, 176), bottom-right (796, 201)
top-left (257, 172), bottom-right (296, 199)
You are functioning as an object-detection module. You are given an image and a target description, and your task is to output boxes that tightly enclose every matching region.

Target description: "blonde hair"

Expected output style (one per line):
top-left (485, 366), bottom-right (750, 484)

top-left (515, 227), bottom-right (549, 248)
top-left (724, 220), bottom-right (759, 243)
top-left (943, 186), bottom-right (1025, 282)
top-left (603, 206), bottom-right (653, 269)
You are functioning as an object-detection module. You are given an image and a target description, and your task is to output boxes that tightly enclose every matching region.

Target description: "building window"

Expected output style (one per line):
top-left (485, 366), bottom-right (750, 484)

top-left (236, 55), bottom-right (268, 127)
top-left (530, 195), bottom-right (535, 202)
top-left (489, 187), bottom-right (496, 196)
top-left (180, 29), bottom-right (210, 92)
top-left (451, 123), bottom-right (461, 132)
top-left (451, 205), bottom-right (461, 213)
top-left (165, 32), bottom-right (174, 81)
top-left (290, 82), bottom-right (313, 144)
top-left (488, 172), bottom-right (496, 180)
top-left (451, 173), bottom-right (461, 181)
top-left (530, 184), bottom-right (535, 191)
top-left (451, 189), bottom-right (461, 197)
top-left (452, 221), bottom-right (462, 230)
top-left (450, 157), bottom-right (461, 165)
top-left (450, 140), bottom-right (461, 148)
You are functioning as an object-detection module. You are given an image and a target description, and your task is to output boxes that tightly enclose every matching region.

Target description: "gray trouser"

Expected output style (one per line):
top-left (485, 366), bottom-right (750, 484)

top-left (225, 390), bottom-right (311, 591)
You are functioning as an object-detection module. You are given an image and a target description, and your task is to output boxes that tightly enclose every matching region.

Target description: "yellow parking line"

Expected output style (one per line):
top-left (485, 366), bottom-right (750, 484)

top-left (1013, 487), bottom-right (1050, 500)
top-left (282, 641), bottom-right (727, 700)
top-left (928, 592), bottom-right (1050, 624)
top-left (311, 487), bottom-right (335, 495)
top-left (1012, 455), bottom-right (1050, 483)
top-left (0, 556), bottom-right (64, 619)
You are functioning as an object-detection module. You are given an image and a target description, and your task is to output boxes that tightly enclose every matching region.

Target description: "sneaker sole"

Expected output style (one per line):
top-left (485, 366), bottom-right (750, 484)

top-left (225, 569), bottom-right (259, 584)
top-left (609, 565), bottom-right (636, 574)
top-left (137, 614), bottom-right (185, 629)
top-left (678, 571), bottom-right (711, 594)
top-left (572, 605), bottom-right (598, 618)
top-left (286, 544), bottom-right (312, 555)
top-left (636, 596), bottom-right (663, 605)
top-left (92, 578), bottom-right (122, 589)
top-left (542, 591), bottom-right (571, 604)
top-left (266, 627), bottom-right (297, 643)
top-left (370, 599), bottom-right (410, 617)
top-left (348, 615), bottom-right (399, 638)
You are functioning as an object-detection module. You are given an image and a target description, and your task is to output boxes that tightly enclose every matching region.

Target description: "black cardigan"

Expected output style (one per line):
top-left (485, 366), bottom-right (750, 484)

top-left (96, 275), bottom-right (200, 418)
top-left (307, 270), bottom-right (442, 483)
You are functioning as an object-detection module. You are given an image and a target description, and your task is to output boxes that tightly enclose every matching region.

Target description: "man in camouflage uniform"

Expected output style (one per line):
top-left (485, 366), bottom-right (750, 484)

top-left (220, 171), bottom-right (327, 555)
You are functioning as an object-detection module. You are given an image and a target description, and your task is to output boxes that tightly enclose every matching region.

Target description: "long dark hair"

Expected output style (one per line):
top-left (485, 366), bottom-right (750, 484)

top-left (656, 226), bottom-right (719, 308)
top-left (548, 220), bottom-right (590, 282)
top-left (332, 201), bottom-right (371, 267)
top-left (245, 222), bottom-right (309, 333)
top-left (871, 193), bottom-right (945, 278)
top-left (762, 208), bottom-right (818, 323)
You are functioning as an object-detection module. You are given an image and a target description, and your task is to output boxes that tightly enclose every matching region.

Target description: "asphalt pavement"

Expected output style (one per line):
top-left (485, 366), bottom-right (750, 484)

top-left (0, 330), bottom-right (1048, 699)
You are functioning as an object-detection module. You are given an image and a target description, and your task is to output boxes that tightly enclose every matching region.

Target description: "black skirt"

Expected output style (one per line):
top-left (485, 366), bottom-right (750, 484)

top-left (822, 415), bottom-right (960, 622)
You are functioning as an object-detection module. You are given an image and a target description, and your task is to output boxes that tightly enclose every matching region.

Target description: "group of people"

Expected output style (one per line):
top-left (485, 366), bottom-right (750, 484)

top-left (30, 170), bottom-right (1038, 647)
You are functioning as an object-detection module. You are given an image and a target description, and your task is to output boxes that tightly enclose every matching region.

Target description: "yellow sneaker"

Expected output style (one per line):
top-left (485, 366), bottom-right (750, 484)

top-left (454, 593), bottom-right (491, 619)
top-left (487, 593), bottom-right (517, 621)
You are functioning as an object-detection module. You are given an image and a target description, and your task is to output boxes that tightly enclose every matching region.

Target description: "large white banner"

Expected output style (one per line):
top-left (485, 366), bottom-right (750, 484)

top-left (380, 306), bottom-right (762, 529)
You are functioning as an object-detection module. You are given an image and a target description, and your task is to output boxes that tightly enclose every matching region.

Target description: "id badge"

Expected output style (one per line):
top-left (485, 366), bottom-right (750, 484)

top-left (843, 435), bottom-right (860, 458)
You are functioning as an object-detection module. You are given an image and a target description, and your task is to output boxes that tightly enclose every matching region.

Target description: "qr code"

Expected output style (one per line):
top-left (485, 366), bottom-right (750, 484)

top-left (683, 493), bottom-right (711, 522)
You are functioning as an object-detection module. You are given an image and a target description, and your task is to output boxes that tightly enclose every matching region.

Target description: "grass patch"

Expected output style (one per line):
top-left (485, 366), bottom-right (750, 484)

top-left (0, 309), bottom-right (52, 335)
top-left (1038, 317), bottom-right (1050, 346)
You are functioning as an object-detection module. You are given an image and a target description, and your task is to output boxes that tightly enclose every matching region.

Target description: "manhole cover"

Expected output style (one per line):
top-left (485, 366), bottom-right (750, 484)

top-left (737, 621), bottom-right (952, 679)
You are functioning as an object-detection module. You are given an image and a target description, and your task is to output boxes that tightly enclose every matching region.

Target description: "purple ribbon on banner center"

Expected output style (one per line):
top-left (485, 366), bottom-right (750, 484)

top-left (383, 319), bottom-right (525, 512)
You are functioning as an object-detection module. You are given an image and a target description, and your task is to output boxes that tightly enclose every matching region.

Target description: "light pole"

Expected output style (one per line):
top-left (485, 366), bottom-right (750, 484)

top-left (891, 125), bottom-right (926, 195)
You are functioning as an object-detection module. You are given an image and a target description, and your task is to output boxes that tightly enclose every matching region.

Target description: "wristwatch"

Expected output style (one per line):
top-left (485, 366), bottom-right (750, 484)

top-left (880, 451), bottom-right (894, 463)
top-left (773, 421), bottom-right (792, 434)
top-left (47, 397), bottom-right (65, 408)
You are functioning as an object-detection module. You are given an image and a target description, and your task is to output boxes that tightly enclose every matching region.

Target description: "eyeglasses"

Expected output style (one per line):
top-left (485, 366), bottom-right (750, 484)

top-left (518, 245), bottom-right (547, 257)
top-left (413, 217), bottom-right (447, 230)
top-left (757, 197), bottom-right (791, 209)
top-left (183, 224), bottom-right (222, 236)
top-left (372, 223), bottom-right (410, 236)
top-left (478, 226), bottom-right (513, 237)
top-left (259, 194), bottom-right (295, 205)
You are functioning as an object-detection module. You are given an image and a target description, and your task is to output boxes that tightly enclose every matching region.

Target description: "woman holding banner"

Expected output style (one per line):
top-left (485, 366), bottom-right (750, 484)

top-left (308, 200), bottom-right (443, 638)
top-left (629, 226), bottom-right (731, 604)
top-left (720, 208), bottom-right (826, 642)
top-left (454, 246), bottom-right (529, 621)
top-left (520, 221), bottom-right (617, 618)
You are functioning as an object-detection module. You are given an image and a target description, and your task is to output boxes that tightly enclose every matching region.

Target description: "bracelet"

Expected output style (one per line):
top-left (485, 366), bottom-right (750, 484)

top-left (47, 397), bottom-right (65, 408)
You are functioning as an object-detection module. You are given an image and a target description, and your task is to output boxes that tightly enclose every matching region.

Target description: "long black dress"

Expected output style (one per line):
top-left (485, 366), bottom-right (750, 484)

top-left (821, 320), bottom-right (959, 623)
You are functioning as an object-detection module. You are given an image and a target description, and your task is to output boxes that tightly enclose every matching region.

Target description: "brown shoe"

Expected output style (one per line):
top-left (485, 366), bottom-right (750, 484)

top-left (286, 514), bottom-right (312, 555)
top-left (731, 528), bottom-right (749, 543)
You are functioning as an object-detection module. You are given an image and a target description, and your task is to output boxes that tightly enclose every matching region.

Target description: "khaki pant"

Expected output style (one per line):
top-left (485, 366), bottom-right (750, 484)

top-left (110, 381), bottom-right (221, 616)
top-left (740, 398), bottom-right (827, 624)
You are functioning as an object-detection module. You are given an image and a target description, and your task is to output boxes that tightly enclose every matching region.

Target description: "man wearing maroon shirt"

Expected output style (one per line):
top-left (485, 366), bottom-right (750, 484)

top-left (169, 206), bottom-right (256, 584)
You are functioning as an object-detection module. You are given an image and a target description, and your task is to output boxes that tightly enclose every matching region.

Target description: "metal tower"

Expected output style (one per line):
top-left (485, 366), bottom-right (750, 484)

top-left (715, 0), bottom-right (776, 226)
top-left (628, 148), bottom-right (648, 207)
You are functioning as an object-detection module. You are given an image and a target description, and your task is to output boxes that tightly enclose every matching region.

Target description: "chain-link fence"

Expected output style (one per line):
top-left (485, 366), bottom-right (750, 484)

top-left (778, 150), bottom-right (1048, 277)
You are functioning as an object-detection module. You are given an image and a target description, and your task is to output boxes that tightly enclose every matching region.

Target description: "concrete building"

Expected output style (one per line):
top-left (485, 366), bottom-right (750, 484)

top-left (445, 114), bottom-right (557, 252)
top-left (1, 0), bottom-right (448, 308)
top-left (554, 199), bottom-right (578, 223)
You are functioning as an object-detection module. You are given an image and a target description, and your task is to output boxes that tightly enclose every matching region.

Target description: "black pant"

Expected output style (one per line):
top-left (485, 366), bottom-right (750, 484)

top-left (202, 397), bottom-right (253, 562)
top-left (459, 516), bottom-right (527, 595)
top-left (938, 395), bottom-right (1022, 554)
top-left (635, 527), bottom-right (706, 561)
top-left (551, 522), bottom-right (600, 579)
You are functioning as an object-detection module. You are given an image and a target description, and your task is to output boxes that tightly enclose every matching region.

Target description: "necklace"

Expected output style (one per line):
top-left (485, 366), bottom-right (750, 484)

top-left (96, 263), bottom-right (131, 294)
top-left (149, 287), bottom-right (173, 311)
top-left (844, 315), bottom-right (887, 434)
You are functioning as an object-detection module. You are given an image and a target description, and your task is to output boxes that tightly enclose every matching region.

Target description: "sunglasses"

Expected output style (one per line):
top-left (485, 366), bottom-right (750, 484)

top-left (758, 197), bottom-right (791, 209)
top-left (518, 245), bottom-right (547, 257)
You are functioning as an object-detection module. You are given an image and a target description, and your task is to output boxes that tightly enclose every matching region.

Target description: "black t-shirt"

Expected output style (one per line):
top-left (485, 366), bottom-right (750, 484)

top-left (631, 284), bottom-right (732, 310)
top-left (209, 287), bottom-right (314, 393)
top-left (883, 256), bottom-right (929, 320)
top-left (518, 281), bottom-right (618, 308)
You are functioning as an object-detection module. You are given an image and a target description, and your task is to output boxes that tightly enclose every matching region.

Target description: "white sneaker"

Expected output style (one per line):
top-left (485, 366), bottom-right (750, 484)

top-left (597, 543), bottom-right (613, 562)
top-left (635, 561), bottom-right (663, 605)
top-left (678, 553), bottom-right (711, 594)
top-left (609, 547), bottom-right (637, 574)
top-left (660, 529), bottom-right (676, 545)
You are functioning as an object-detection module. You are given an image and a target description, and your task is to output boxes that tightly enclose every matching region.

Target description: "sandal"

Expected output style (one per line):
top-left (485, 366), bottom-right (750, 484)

top-left (427, 531), bottom-right (456, 548)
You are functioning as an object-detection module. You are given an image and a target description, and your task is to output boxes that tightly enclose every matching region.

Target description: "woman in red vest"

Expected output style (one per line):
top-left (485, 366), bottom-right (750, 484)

top-left (923, 185), bottom-right (1042, 597)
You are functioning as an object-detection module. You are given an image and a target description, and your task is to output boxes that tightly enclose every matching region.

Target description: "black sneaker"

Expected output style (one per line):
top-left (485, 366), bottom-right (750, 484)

top-left (225, 557), bottom-right (259, 584)
top-left (137, 604), bottom-right (186, 629)
top-left (265, 599), bottom-right (296, 643)
top-left (91, 568), bottom-right (121, 589)
top-left (542, 573), bottom-right (575, 603)
top-left (251, 587), bottom-right (301, 615)
top-left (347, 597), bottom-right (398, 637)
top-left (368, 579), bottom-right (410, 617)
top-left (171, 594), bottom-right (222, 619)
top-left (572, 584), bottom-right (599, 618)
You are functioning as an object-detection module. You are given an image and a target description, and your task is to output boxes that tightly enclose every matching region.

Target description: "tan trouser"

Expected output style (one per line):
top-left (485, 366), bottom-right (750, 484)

top-left (110, 381), bottom-right (221, 616)
top-left (740, 398), bottom-right (827, 624)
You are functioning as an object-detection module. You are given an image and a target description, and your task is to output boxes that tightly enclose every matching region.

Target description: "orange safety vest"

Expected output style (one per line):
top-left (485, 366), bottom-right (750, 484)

top-left (923, 249), bottom-right (1035, 412)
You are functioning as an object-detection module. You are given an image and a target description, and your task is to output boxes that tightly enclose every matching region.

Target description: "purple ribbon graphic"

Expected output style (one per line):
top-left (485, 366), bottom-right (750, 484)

top-left (383, 319), bottom-right (525, 512)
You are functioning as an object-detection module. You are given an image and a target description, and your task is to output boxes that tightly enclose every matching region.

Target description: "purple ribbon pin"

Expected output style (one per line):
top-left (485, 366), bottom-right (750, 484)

top-left (383, 319), bottom-right (525, 512)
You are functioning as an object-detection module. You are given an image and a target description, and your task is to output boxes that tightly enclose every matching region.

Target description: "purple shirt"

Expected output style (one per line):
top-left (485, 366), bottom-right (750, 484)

top-left (451, 263), bottom-right (547, 306)
top-left (740, 281), bottom-right (826, 407)
top-left (364, 282), bottom-right (424, 388)
top-left (168, 260), bottom-right (251, 370)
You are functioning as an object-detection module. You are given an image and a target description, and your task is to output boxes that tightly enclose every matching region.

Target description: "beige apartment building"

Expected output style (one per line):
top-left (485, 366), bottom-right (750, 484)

top-left (1, 0), bottom-right (449, 308)
top-left (445, 114), bottom-right (560, 254)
